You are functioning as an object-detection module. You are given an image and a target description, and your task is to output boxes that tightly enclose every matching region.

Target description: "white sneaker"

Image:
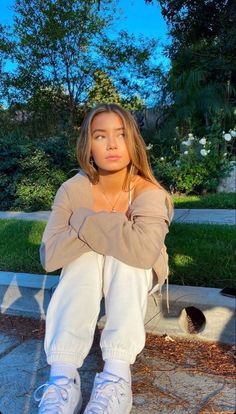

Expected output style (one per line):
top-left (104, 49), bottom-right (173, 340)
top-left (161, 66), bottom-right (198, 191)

top-left (34, 370), bottom-right (83, 414)
top-left (84, 371), bottom-right (132, 414)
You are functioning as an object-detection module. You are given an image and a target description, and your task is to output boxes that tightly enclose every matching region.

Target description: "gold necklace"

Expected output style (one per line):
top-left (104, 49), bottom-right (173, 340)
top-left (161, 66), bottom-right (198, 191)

top-left (99, 183), bottom-right (123, 212)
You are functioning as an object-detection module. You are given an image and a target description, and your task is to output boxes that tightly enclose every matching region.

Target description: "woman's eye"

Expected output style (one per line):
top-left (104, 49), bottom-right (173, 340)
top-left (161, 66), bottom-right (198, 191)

top-left (95, 135), bottom-right (105, 140)
top-left (118, 133), bottom-right (125, 138)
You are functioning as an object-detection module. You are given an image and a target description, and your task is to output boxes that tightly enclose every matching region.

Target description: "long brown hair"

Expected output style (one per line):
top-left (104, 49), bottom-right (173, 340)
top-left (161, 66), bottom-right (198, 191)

top-left (76, 103), bottom-right (173, 222)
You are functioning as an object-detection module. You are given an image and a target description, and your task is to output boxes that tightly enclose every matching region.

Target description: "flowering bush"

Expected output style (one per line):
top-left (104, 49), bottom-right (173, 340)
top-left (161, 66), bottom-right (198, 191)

top-left (149, 126), bottom-right (235, 194)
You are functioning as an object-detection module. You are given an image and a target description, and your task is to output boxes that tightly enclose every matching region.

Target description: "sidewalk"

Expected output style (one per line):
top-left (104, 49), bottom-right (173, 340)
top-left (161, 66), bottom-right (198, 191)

top-left (0, 317), bottom-right (235, 414)
top-left (0, 208), bottom-right (235, 225)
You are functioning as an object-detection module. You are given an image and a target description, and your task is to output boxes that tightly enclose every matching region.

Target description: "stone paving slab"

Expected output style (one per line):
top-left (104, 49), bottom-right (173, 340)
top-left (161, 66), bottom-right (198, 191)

top-left (0, 211), bottom-right (50, 222)
top-left (0, 333), bottom-right (20, 357)
top-left (0, 208), bottom-right (235, 225)
top-left (173, 208), bottom-right (236, 225)
top-left (0, 333), bottom-right (235, 414)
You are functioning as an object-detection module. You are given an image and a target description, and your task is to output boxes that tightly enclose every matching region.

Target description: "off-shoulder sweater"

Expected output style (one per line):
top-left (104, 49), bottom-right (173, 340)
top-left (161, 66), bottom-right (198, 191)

top-left (40, 170), bottom-right (171, 305)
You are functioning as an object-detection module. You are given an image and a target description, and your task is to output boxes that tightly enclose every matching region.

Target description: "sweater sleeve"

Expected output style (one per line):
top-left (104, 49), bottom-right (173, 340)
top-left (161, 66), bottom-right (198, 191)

top-left (72, 190), bottom-right (170, 269)
top-left (40, 184), bottom-right (92, 272)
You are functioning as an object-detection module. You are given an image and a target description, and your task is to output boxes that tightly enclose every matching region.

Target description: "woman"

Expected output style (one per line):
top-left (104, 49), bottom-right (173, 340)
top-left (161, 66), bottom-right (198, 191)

top-left (34, 103), bottom-right (173, 414)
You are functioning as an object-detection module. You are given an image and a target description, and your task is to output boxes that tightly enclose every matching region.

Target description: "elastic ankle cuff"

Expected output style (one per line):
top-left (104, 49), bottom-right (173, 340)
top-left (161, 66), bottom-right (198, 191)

top-left (47, 352), bottom-right (83, 368)
top-left (102, 348), bottom-right (135, 364)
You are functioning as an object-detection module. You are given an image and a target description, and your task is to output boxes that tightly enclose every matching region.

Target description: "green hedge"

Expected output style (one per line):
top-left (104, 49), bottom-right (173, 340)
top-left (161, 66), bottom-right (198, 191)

top-left (0, 134), bottom-right (77, 211)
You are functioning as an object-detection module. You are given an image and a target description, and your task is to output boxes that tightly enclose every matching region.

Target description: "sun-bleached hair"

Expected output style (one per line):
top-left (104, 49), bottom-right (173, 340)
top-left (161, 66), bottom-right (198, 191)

top-left (76, 103), bottom-right (173, 222)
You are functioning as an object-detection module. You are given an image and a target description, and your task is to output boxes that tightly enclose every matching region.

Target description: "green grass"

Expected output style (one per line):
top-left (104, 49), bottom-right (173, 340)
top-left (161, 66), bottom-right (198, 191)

top-left (166, 223), bottom-right (235, 288)
top-left (0, 219), bottom-right (235, 289)
top-left (0, 219), bottom-right (47, 274)
top-left (173, 192), bottom-right (236, 209)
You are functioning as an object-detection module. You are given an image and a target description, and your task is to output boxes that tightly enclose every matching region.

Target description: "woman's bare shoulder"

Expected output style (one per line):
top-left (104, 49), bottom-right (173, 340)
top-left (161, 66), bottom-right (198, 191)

top-left (132, 176), bottom-right (159, 199)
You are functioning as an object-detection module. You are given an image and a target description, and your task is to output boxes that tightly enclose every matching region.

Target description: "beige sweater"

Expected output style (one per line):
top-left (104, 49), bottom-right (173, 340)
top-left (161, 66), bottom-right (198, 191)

top-left (40, 170), bottom-right (171, 298)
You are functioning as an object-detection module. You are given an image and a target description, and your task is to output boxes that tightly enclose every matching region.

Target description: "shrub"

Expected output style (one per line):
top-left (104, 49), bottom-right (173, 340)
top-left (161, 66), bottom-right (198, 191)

top-left (149, 126), bottom-right (235, 194)
top-left (0, 134), bottom-right (78, 211)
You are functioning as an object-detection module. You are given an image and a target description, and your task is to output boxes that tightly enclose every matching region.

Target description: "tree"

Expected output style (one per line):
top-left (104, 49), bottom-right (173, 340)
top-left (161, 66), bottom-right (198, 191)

top-left (0, 24), bottom-right (16, 106)
top-left (146, 0), bottom-right (236, 57)
top-left (145, 0), bottom-right (236, 137)
top-left (3, 0), bottom-right (161, 135)
top-left (87, 70), bottom-right (122, 106)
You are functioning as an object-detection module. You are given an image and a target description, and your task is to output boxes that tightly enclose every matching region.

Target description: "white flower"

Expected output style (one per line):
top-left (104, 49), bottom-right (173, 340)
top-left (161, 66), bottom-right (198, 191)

top-left (184, 150), bottom-right (188, 155)
top-left (207, 149), bottom-right (210, 153)
top-left (175, 160), bottom-right (181, 166)
top-left (199, 137), bottom-right (206, 145)
top-left (200, 149), bottom-right (208, 156)
top-left (188, 133), bottom-right (194, 140)
top-left (160, 157), bottom-right (165, 161)
top-left (223, 133), bottom-right (232, 141)
top-left (182, 140), bottom-right (191, 146)
top-left (230, 130), bottom-right (236, 137)
top-left (223, 152), bottom-right (227, 156)
top-left (146, 143), bottom-right (153, 150)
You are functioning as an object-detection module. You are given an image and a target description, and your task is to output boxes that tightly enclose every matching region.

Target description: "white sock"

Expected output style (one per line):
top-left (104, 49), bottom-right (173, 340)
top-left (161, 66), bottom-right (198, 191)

top-left (50, 362), bottom-right (78, 380)
top-left (103, 359), bottom-right (131, 383)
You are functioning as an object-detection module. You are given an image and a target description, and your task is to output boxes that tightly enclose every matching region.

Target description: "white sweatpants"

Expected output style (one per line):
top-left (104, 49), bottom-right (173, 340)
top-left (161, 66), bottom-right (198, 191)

top-left (44, 251), bottom-right (153, 367)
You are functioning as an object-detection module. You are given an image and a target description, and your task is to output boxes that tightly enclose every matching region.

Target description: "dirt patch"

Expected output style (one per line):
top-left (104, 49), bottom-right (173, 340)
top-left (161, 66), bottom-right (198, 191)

top-left (0, 313), bottom-right (235, 379)
top-left (0, 313), bottom-right (45, 340)
top-left (145, 333), bottom-right (236, 378)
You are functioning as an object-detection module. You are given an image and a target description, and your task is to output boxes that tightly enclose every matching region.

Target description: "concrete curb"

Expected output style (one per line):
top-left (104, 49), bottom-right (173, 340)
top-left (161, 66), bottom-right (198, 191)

top-left (0, 271), bottom-right (235, 345)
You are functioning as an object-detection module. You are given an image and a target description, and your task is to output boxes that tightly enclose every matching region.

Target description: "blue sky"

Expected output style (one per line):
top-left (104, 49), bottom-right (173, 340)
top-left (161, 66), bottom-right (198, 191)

top-left (1, 0), bottom-right (170, 60)
top-left (0, 0), bottom-right (170, 106)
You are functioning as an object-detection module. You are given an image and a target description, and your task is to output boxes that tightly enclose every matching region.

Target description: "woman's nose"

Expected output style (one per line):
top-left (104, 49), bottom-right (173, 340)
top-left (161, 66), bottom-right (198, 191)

top-left (106, 136), bottom-right (118, 149)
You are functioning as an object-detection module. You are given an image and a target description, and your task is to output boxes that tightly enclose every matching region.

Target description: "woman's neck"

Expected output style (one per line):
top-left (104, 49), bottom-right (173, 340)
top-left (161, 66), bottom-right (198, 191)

top-left (97, 167), bottom-right (129, 194)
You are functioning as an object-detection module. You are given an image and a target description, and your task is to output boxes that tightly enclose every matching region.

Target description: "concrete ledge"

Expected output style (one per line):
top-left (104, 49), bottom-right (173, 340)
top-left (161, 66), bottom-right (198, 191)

top-left (0, 272), bottom-right (235, 345)
top-left (148, 285), bottom-right (235, 345)
top-left (0, 271), bottom-right (59, 319)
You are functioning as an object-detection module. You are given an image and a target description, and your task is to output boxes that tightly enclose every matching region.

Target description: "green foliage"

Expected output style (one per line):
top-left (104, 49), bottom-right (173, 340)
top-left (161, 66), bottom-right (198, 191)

top-left (153, 156), bottom-right (231, 194)
top-left (87, 70), bottom-right (122, 106)
top-left (1, 0), bottom-right (161, 139)
top-left (0, 134), bottom-right (77, 211)
top-left (149, 123), bottom-right (235, 194)
top-left (145, 0), bottom-right (236, 150)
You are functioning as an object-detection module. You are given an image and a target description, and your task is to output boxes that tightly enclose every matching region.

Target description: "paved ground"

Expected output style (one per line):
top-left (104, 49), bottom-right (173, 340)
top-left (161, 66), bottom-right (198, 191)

top-left (173, 208), bottom-right (236, 225)
top-left (0, 209), bottom-right (235, 413)
top-left (0, 317), bottom-right (235, 414)
top-left (0, 208), bottom-right (235, 225)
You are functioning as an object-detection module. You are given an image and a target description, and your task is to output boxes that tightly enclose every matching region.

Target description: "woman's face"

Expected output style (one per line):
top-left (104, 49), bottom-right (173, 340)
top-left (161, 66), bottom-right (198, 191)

top-left (90, 111), bottom-right (131, 173)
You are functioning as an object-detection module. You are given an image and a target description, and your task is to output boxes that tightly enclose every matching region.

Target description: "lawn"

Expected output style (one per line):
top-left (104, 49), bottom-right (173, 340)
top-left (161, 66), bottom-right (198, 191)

top-left (0, 219), bottom-right (235, 289)
top-left (173, 192), bottom-right (236, 209)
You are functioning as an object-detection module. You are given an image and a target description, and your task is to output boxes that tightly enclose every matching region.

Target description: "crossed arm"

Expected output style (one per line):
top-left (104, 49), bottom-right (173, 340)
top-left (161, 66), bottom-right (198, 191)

top-left (40, 184), bottom-right (169, 272)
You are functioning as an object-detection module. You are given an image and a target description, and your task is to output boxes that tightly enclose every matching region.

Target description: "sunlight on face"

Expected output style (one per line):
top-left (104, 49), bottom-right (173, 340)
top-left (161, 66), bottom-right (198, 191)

top-left (90, 112), bottom-right (131, 173)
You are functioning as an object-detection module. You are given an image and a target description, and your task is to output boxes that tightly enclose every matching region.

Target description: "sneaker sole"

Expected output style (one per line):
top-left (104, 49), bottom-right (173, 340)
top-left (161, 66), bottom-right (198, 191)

top-left (124, 398), bottom-right (133, 414)
top-left (74, 396), bottom-right (83, 414)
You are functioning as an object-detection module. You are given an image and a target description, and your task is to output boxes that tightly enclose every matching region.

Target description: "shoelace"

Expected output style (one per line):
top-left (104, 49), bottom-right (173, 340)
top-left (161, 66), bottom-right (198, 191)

top-left (34, 377), bottom-right (72, 414)
top-left (86, 380), bottom-right (126, 414)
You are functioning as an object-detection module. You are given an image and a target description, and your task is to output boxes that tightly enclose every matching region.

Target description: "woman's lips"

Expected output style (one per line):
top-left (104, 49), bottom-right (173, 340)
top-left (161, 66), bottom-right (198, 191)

top-left (105, 156), bottom-right (121, 160)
